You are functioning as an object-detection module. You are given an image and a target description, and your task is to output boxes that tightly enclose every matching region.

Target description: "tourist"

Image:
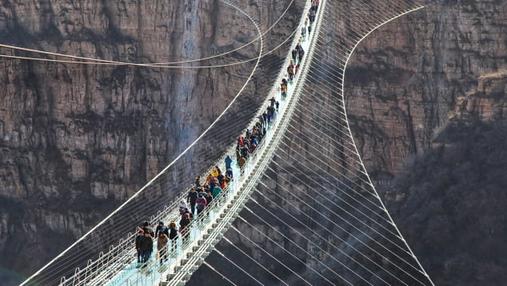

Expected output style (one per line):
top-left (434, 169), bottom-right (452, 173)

top-left (309, 8), bottom-right (316, 24)
top-left (312, 0), bottom-right (320, 11)
top-left (225, 155), bottom-right (233, 178)
top-left (169, 222), bottom-right (178, 252)
top-left (205, 189), bottom-right (213, 205)
top-left (298, 46), bottom-right (305, 63)
top-left (179, 213), bottom-right (191, 244)
top-left (212, 179), bottom-right (222, 199)
top-left (157, 232), bottom-right (169, 265)
top-left (142, 221), bottom-right (154, 238)
top-left (288, 61), bottom-right (295, 81)
top-left (140, 230), bottom-right (153, 264)
top-left (211, 166), bottom-right (219, 177)
top-left (187, 187), bottom-right (198, 215)
top-left (281, 78), bottom-right (288, 96)
top-left (269, 97), bottom-right (276, 108)
top-left (135, 229), bottom-right (144, 264)
top-left (195, 176), bottom-right (201, 188)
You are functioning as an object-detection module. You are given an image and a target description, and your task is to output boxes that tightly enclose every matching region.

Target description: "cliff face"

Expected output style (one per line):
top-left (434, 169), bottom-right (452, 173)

top-left (387, 120), bottom-right (507, 286)
top-left (345, 0), bottom-right (507, 179)
top-left (0, 0), bottom-right (301, 283)
top-left (386, 69), bottom-right (507, 285)
top-left (345, 0), bottom-right (507, 285)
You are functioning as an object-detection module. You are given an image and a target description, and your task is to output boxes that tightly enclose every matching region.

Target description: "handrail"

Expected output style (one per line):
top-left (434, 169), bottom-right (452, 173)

top-left (101, 80), bottom-right (281, 286)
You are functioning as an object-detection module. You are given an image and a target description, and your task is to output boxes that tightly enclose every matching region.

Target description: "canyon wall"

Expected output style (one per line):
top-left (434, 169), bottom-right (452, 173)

top-left (0, 0), bottom-right (302, 283)
top-left (345, 0), bottom-right (507, 180)
top-left (345, 0), bottom-right (507, 285)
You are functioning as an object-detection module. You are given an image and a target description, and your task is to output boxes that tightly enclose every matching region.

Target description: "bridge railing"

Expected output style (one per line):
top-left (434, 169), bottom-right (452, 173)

top-left (59, 158), bottom-right (230, 286)
top-left (115, 173), bottom-right (236, 285)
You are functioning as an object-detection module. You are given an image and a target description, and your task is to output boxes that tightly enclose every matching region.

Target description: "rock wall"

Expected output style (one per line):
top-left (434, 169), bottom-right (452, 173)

top-left (0, 0), bottom-right (302, 283)
top-left (345, 0), bottom-right (507, 180)
top-left (345, 0), bottom-right (507, 285)
top-left (387, 120), bottom-right (507, 286)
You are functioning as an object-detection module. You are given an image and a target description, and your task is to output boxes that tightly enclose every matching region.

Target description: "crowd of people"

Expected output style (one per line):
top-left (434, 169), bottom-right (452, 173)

top-left (304, 0), bottom-right (319, 36)
top-left (133, 0), bottom-right (319, 270)
top-left (134, 97), bottom-right (281, 268)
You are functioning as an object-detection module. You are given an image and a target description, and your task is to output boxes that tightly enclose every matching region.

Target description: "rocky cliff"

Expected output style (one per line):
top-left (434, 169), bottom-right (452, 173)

top-left (345, 0), bottom-right (507, 285)
top-left (0, 0), bottom-right (302, 283)
top-left (345, 0), bottom-right (507, 179)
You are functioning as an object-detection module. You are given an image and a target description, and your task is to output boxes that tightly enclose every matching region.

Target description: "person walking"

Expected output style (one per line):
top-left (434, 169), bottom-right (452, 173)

top-left (141, 221), bottom-right (155, 239)
top-left (269, 97), bottom-right (276, 108)
top-left (287, 62), bottom-right (295, 81)
top-left (298, 46), bottom-right (305, 63)
top-left (237, 135), bottom-right (245, 147)
top-left (281, 82), bottom-right (287, 95)
top-left (309, 8), bottom-right (316, 24)
top-left (208, 176), bottom-right (216, 191)
top-left (140, 231), bottom-right (153, 264)
top-left (222, 174), bottom-right (231, 190)
top-left (205, 173), bottom-right (214, 185)
top-left (211, 166), bottom-right (219, 177)
top-left (168, 222), bottom-right (178, 253)
top-left (267, 106), bottom-right (273, 123)
top-left (212, 182), bottom-right (222, 199)
top-left (291, 48), bottom-right (298, 63)
top-left (217, 171), bottom-right (225, 188)
top-left (194, 176), bottom-right (201, 188)
top-left (135, 229), bottom-right (144, 264)
top-left (312, 0), bottom-right (320, 11)
top-left (157, 232), bottom-right (169, 266)
top-left (225, 155), bottom-right (233, 178)
top-left (196, 192), bottom-right (208, 217)
top-left (179, 213), bottom-right (191, 244)
top-left (281, 78), bottom-right (288, 96)
top-left (187, 187), bottom-right (198, 215)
